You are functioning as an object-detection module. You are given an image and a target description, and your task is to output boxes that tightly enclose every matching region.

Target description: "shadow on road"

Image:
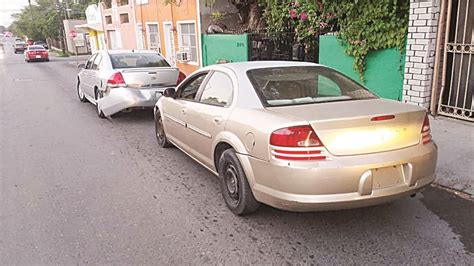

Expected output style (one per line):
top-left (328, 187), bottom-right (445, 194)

top-left (421, 186), bottom-right (474, 254)
top-left (109, 109), bottom-right (154, 122)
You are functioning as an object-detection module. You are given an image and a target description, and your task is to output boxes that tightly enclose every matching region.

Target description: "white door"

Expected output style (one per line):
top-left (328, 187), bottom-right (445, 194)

top-left (136, 25), bottom-right (144, 49)
top-left (108, 30), bottom-right (117, 49)
top-left (163, 22), bottom-right (175, 66)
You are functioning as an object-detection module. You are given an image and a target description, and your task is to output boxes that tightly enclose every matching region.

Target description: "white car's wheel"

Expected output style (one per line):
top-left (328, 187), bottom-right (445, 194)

top-left (95, 89), bottom-right (105, 118)
top-left (77, 81), bottom-right (87, 102)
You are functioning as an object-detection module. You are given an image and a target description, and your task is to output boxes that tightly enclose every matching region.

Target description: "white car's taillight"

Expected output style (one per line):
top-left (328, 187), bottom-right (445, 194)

top-left (107, 72), bottom-right (126, 88)
top-left (270, 125), bottom-right (326, 161)
top-left (176, 71), bottom-right (186, 85)
top-left (421, 113), bottom-right (431, 145)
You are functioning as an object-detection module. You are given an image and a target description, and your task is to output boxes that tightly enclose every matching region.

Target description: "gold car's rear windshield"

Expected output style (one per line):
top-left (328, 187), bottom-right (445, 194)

top-left (247, 66), bottom-right (377, 107)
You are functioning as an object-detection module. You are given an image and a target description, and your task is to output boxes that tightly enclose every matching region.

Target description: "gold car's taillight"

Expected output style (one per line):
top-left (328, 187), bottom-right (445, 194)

top-left (270, 125), bottom-right (326, 161)
top-left (421, 113), bottom-right (431, 145)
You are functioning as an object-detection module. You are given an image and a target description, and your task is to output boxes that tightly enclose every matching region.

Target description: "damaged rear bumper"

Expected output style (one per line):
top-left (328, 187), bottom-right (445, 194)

top-left (97, 87), bottom-right (170, 117)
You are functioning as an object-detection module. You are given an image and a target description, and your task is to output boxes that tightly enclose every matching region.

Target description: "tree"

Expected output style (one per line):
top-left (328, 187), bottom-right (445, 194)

top-left (8, 0), bottom-right (95, 40)
top-left (9, 0), bottom-right (60, 40)
top-left (0, 25), bottom-right (6, 33)
top-left (229, 0), bottom-right (264, 31)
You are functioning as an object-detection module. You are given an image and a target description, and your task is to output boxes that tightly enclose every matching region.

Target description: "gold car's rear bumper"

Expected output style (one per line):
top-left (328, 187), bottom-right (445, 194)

top-left (241, 142), bottom-right (437, 211)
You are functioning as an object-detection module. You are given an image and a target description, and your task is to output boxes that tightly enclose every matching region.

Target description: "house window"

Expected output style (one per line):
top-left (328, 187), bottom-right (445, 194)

top-left (103, 0), bottom-right (112, 8)
top-left (120, 13), bottom-right (129, 24)
top-left (117, 0), bottom-right (129, 6)
top-left (105, 15), bottom-right (112, 24)
top-left (177, 22), bottom-right (197, 64)
top-left (147, 24), bottom-right (161, 52)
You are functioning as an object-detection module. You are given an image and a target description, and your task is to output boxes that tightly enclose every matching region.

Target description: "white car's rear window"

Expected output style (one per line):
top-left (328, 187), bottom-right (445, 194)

top-left (247, 66), bottom-right (377, 107)
top-left (110, 53), bottom-right (170, 69)
top-left (28, 46), bottom-right (45, 50)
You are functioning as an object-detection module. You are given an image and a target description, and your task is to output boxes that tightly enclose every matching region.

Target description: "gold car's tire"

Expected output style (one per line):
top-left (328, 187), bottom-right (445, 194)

top-left (155, 111), bottom-right (172, 148)
top-left (218, 149), bottom-right (259, 215)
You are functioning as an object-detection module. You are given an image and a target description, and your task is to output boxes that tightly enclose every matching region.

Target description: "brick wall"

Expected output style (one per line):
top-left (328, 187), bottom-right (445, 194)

top-left (402, 0), bottom-right (440, 108)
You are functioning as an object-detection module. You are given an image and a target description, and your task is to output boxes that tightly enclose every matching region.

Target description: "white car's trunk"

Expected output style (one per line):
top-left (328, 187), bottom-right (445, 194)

top-left (267, 99), bottom-right (426, 156)
top-left (119, 67), bottom-right (178, 88)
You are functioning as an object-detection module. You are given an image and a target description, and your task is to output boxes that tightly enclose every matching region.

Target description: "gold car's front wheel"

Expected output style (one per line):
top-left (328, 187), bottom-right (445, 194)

top-left (218, 149), bottom-right (259, 215)
top-left (155, 111), bottom-right (172, 148)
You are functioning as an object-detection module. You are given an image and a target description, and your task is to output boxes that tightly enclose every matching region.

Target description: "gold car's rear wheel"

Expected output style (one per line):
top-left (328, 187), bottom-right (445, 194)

top-left (224, 165), bottom-right (239, 203)
top-left (218, 149), bottom-right (259, 215)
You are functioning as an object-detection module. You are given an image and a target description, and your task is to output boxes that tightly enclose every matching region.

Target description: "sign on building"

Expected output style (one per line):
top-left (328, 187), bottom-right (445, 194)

top-left (74, 33), bottom-right (85, 47)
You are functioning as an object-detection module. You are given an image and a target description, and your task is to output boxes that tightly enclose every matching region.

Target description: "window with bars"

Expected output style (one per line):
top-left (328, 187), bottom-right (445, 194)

top-left (178, 22), bottom-right (197, 63)
top-left (147, 24), bottom-right (161, 52)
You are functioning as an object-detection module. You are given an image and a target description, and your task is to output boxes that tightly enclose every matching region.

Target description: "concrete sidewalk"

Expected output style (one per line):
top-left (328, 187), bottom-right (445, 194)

top-left (430, 115), bottom-right (474, 195)
top-left (50, 54), bottom-right (89, 68)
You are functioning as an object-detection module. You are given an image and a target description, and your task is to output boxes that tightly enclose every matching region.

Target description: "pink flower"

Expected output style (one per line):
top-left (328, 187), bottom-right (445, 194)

top-left (300, 12), bottom-right (308, 21)
top-left (289, 9), bottom-right (297, 19)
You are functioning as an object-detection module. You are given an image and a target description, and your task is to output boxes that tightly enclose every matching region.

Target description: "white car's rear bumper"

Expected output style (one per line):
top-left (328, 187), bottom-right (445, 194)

top-left (98, 87), bottom-right (168, 116)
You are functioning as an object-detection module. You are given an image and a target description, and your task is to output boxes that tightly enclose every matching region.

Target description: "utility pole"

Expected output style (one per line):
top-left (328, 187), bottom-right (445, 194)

top-left (28, 0), bottom-right (34, 40)
top-left (56, 0), bottom-right (67, 53)
top-left (28, 0), bottom-right (33, 21)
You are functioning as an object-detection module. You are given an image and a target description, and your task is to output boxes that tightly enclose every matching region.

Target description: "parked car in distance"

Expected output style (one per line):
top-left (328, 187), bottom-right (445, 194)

top-left (33, 40), bottom-right (48, 49)
top-left (13, 42), bottom-right (27, 53)
top-left (77, 50), bottom-right (186, 118)
top-left (154, 61), bottom-right (438, 215)
top-left (24, 45), bottom-right (49, 62)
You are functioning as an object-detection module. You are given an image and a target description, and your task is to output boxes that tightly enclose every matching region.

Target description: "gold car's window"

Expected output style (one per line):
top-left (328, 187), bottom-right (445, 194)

top-left (178, 74), bottom-right (207, 100)
top-left (247, 66), bottom-right (377, 106)
top-left (199, 72), bottom-right (233, 107)
top-left (317, 76), bottom-right (341, 96)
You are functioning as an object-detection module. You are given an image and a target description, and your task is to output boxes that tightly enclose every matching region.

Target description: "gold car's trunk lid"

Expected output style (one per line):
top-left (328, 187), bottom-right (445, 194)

top-left (267, 99), bottom-right (426, 156)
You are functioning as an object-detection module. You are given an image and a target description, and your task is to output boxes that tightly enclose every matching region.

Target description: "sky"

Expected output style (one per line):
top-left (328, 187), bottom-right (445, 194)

top-left (0, 0), bottom-right (31, 27)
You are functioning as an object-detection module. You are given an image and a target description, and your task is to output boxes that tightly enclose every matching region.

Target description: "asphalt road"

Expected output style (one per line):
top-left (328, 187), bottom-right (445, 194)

top-left (1, 39), bottom-right (473, 264)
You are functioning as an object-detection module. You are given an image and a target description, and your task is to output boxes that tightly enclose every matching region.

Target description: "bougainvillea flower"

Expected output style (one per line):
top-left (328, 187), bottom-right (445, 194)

top-left (289, 9), bottom-right (297, 19)
top-left (300, 12), bottom-right (308, 21)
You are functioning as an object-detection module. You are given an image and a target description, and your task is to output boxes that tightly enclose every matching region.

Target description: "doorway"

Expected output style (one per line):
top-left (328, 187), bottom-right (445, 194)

top-left (163, 22), bottom-right (175, 66)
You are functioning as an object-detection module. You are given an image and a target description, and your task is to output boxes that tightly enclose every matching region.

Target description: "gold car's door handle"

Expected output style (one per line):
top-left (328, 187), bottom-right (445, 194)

top-left (213, 116), bottom-right (223, 124)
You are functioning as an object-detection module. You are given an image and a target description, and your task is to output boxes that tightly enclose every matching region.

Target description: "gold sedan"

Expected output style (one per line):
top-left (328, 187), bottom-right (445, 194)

top-left (154, 61), bottom-right (437, 215)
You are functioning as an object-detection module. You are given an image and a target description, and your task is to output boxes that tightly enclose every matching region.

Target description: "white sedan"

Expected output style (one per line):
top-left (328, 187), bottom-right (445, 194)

top-left (77, 50), bottom-right (186, 118)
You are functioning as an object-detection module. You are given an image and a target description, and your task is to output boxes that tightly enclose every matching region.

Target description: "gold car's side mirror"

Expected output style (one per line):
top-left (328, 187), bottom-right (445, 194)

top-left (163, 88), bottom-right (176, 98)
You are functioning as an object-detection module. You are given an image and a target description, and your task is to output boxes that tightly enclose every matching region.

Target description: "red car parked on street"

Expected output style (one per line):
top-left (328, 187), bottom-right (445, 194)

top-left (24, 45), bottom-right (49, 62)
